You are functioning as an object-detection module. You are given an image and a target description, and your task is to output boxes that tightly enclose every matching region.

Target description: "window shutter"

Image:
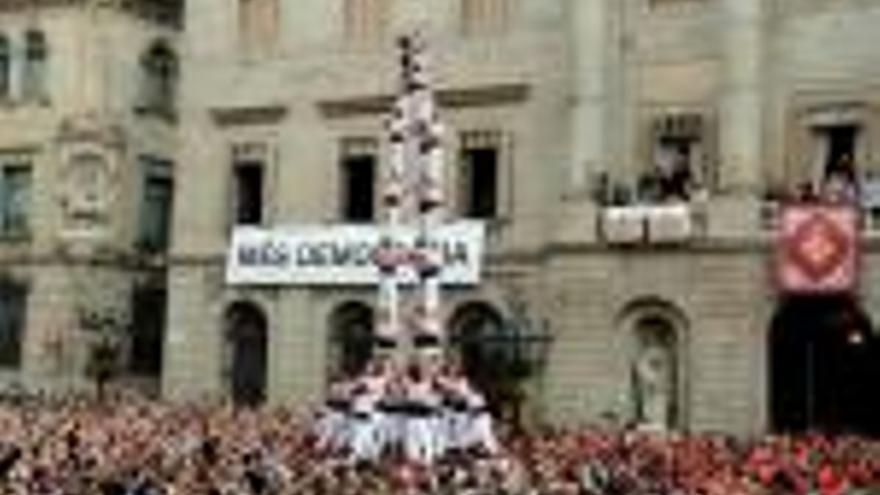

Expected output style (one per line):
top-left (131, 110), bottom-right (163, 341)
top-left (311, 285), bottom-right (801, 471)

top-left (458, 140), bottom-right (475, 217)
top-left (345, 0), bottom-right (389, 46)
top-left (462, 0), bottom-right (511, 36)
top-left (23, 31), bottom-right (47, 102)
top-left (0, 171), bottom-right (7, 232)
top-left (0, 36), bottom-right (10, 99)
top-left (0, 283), bottom-right (25, 368)
top-left (9, 168), bottom-right (31, 235)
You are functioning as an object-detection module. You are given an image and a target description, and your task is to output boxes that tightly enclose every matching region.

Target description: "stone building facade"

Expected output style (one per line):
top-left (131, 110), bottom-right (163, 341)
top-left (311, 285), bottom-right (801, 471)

top-left (0, 0), bottom-right (180, 394)
top-left (164, 0), bottom-right (880, 436)
top-left (2, 0), bottom-right (879, 437)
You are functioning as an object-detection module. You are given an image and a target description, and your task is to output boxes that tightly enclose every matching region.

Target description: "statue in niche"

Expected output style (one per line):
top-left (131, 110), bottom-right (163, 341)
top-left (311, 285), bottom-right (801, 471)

top-left (60, 152), bottom-right (112, 229)
top-left (631, 322), bottom-right (676, 432)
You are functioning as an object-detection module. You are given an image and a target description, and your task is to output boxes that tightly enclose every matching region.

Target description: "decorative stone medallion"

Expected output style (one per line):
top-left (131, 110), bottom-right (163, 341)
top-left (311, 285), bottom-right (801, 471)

top-left (55, 114), bottom-right (124, 238)
top-left (60, 151), bottom-right (112, 228)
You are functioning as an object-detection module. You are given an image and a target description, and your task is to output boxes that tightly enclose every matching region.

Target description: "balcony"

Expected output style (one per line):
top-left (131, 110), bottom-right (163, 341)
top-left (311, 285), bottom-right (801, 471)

top-left (599, 202), bottom-right (701, 245)
top-left (761, 201), bottom-right (880, 236)
top-left (591, 165), bottom-right (708, 245)
top-left (760, 175), bottom-right (880, 235)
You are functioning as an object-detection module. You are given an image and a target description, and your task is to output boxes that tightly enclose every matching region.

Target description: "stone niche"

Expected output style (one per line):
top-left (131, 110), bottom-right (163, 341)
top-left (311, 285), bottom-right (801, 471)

top-left (54, 114), bottom-right (126, 251)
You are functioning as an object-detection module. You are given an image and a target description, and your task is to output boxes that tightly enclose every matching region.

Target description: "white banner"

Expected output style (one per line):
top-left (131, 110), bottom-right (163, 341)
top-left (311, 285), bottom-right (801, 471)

top-left (225, 221), bottom-right (485, 286)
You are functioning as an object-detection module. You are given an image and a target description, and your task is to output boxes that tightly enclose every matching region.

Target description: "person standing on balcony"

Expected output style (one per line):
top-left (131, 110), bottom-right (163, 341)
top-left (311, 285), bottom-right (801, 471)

top-left (668, 151), bottom-right (693, 202)
top-left (822, 154), bottom-right (859, 204)
top-left (655, 145), bottom-right (692, 202)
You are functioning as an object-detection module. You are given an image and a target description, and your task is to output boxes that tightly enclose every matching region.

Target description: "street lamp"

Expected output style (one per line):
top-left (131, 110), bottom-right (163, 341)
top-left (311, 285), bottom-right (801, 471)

top-left (453, 314), bottom-right (553, 430)
top-left (503, 317), bottom-right (553, 431)
top-left (503, 316), bottom-right (554, 379)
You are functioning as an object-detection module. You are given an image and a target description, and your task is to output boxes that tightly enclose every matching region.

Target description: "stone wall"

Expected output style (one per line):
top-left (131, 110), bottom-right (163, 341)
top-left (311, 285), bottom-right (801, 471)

top-left (0, 3), bottom-right (177, 392)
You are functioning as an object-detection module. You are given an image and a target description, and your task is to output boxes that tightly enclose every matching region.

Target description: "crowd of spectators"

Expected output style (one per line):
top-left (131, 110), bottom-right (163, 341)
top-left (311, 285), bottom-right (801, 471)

top-left (0, 392), bottom-right (876, 494)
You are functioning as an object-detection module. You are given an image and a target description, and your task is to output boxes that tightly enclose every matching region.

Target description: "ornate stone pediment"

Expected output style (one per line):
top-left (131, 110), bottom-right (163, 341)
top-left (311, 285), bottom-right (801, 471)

top-left (802, 101), bottom-right (868, 127)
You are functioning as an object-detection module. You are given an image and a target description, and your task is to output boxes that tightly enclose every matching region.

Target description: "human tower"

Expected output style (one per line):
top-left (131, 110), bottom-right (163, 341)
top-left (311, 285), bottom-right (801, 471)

top-left (313, 33), bottom-right (498, 465)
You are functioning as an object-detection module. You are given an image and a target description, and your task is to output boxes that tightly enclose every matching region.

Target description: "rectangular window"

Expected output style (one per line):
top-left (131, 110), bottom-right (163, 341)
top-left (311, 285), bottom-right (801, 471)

top-left (234, 161), bottom-right (265, 225)
top-left (813, 124), bottom-right (859, 201)
top-left (129, 287), bottom-right (165, 376)
top-left (0, 164), bottom-right (32, 237)
top-left (239, 0), bottom-right (280, 55)
top-left (139, 45), bottom-right (177, 118)
top-left (138, 157), bottom-right (174, 252)
top-left (655, 137), bottom-right (694, 199)
top-left (344, 0), bottom-right (390, 46)
top-left (0, 37), bottom-right (10, 100)
top-left (460, 132), bottom-right (500, 219)
top-left (461, 0), bottom-right (511, 36)
top-left (22, 31), bottom-right (48, 103)
top-left (649, 0), bottom-right (705, 8)
top-left (0, 282), bottom-right (27, 369)
top-left (648, 113), bottom-right (705, 201)
top-left (823, 125), bottom-right (857, 175)
top-left (339, 138), bottom-right (377, 222)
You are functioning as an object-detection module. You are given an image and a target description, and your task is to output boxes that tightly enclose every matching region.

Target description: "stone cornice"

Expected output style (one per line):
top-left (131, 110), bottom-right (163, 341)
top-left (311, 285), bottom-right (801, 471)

top-left (210, 105), bottom-right (289, 127)
top-left (318, 83), bottom-right (531, 119)
top-left (56, 113), bottom-right (127, 147)
top-left (0, 0), bottom-right (80, 12)
top-left (0, 0), bottom-right (183, 29)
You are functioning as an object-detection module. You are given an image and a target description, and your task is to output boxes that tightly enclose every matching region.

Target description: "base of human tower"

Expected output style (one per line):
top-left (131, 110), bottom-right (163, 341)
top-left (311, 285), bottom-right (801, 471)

top-left (312, 347), bottom-right (499, 467)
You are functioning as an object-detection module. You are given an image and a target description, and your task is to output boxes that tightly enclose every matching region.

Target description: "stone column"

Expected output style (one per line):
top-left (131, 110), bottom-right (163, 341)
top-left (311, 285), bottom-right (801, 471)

top-left (394, 0), bottom-right (431, 35)
top-left (162, 267), bottom-right (223, 401)
top-left (713, 0), bottom-right (765, 236)
top-left (569, 0), bottom-right (609, 196)
top-left (556, 0), bottom-right (610, 244)
top-left (271, 289), bottom-right (324, 407)
top-left (76, 6), bottom-right (107, 114)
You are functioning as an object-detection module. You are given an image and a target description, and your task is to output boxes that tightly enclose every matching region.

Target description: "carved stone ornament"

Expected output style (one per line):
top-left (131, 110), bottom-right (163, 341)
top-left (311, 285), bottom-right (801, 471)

top-left (61, 150), bottom-right (114, 229)
top-left (56, 114), bottom-right (124, 234)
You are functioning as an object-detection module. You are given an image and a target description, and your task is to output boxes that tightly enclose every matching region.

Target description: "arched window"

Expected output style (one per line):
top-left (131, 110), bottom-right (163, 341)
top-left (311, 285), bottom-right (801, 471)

top-left (328, 302), bottom-right (374, 378)
top-left (139, 41), bottom-right (178, 116)
top-left (0, 36), bottom-right (10, 100)
top-left (22, 30), bottom-right (48, 103)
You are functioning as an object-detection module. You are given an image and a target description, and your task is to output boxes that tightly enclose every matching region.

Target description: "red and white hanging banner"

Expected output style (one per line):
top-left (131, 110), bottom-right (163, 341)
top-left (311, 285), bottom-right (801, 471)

top-left (775, 204), bottom-right (859, 294)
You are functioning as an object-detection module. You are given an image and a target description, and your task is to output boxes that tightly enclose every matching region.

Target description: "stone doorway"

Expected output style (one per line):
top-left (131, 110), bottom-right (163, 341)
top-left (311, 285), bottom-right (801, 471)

top-left (770, 296), bottom-right (879, 436)
top-left (448, 302), bottom-right (509, 415)
top-left (328, 301), bottom-right (374, 378)
top-left (224, 302), bottom-right (268, 407)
